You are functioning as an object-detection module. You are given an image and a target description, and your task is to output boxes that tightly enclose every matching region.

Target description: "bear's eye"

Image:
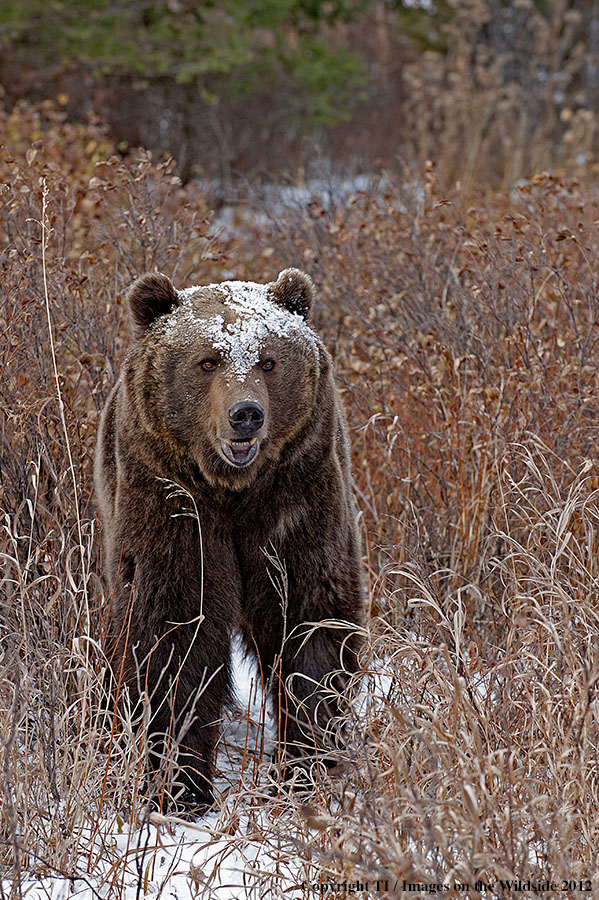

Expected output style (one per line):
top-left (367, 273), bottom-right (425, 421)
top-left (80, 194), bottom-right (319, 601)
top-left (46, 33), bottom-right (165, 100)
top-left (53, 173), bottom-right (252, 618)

top-left (200, 358), bottom-right (219, 372)
top-left (260, 359), bottom-right (275, 372)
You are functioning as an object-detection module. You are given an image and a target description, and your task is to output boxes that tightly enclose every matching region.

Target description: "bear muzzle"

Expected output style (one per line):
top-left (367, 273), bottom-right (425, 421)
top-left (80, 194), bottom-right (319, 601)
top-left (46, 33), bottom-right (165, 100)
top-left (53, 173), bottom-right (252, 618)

top-left (221, 401), bottom-right (265, 467)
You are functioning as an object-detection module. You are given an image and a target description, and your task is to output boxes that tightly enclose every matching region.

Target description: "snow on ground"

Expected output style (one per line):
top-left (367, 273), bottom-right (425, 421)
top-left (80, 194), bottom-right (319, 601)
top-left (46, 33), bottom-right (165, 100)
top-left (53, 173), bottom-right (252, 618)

top-left (9, 640), bottom-right (314, 900)
top-left (8, 640), bottom-right (404, 899)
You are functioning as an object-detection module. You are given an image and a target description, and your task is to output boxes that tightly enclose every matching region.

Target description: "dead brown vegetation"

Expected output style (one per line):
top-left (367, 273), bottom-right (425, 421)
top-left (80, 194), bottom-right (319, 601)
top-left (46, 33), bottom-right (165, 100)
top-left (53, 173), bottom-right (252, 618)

top-left (2, 101), bottom-right (599, 894)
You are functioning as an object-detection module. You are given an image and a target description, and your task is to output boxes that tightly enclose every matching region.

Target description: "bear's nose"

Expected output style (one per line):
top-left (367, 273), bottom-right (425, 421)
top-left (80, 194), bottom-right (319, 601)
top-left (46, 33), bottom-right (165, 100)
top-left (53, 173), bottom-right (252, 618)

top-left (228, 401), bottom-right (265, 435)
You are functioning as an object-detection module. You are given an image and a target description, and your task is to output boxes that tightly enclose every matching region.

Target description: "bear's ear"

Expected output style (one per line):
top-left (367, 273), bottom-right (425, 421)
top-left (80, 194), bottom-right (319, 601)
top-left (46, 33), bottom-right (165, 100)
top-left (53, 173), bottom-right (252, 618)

top-left (127, 272), bottom-right (180, 338)
top-left (270, 268), bottom-right (314, 320)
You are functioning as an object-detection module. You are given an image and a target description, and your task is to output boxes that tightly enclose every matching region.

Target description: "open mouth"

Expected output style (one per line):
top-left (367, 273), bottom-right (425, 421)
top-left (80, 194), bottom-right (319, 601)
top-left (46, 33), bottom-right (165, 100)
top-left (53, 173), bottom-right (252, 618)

top-left (221, 437), bottom-right (259, 467)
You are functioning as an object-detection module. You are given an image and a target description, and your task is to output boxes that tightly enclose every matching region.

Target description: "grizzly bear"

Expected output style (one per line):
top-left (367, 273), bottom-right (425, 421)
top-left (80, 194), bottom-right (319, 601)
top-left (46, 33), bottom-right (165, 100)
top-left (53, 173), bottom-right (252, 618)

top-left (94, 268), bottom-right (363, 810)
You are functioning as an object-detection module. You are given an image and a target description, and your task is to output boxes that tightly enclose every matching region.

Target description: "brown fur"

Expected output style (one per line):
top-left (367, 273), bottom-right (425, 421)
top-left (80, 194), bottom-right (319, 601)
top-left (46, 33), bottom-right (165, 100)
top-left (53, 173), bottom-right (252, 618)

top-left (94, 269), bottom-right (363, 809)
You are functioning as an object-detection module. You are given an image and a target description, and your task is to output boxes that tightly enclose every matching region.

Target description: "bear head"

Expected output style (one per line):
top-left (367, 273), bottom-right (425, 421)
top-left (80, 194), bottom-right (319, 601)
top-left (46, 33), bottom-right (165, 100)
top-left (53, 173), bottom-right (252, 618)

top-left (125, 268), bottom-right (322, 490)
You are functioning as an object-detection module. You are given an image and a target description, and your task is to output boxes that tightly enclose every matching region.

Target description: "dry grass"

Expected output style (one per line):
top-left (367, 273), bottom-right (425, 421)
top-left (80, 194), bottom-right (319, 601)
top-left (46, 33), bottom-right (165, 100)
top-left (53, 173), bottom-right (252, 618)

top-left (397, 0), bottom-right (599, 187)
top-left (2, 102), bottom-right (599, 895)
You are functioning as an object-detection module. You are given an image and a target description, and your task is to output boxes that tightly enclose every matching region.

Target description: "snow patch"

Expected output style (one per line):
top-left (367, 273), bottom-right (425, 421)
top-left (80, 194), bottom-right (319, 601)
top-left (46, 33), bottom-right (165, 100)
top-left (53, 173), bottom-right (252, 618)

top-left (170, 280), bottom-right (318, 381)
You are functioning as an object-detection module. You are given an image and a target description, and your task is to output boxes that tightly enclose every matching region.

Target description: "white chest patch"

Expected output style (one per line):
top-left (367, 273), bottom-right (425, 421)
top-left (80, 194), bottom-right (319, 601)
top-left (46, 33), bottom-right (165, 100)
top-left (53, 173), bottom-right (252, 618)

top-left (172, 281), bottom-right (318, 381)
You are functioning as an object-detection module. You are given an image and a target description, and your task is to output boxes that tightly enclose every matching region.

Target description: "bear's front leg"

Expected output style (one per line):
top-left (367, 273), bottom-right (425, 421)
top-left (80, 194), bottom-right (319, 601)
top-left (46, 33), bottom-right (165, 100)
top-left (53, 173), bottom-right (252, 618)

top-left (276, 612), bottom-right (362, 765)
top-left (141, 611), bottom-right (233, 810)
top-left (105, 527), bottom-right (237, 811)
top-left (244, 553), bottom-right (362, 768)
